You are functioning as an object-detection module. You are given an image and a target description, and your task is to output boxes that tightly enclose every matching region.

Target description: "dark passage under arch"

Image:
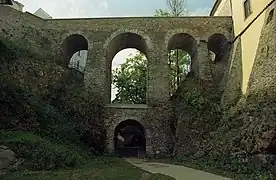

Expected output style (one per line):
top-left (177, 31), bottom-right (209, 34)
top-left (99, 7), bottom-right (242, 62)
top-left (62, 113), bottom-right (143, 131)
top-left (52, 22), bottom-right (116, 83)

top-left (114, 119), bottom-right (146, 157)
top-left (207, 33), bottom-right (229, 62)
top-left (61, 34), bottom-right (88, 66)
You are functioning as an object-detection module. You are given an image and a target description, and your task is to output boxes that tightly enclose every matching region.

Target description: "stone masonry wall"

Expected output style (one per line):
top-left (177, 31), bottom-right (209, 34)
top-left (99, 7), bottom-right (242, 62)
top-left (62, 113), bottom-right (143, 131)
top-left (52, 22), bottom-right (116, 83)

top-left (246, 4), bottom-right (276, 97)
top-left (221, 38), bottom-right (243, 108)
top-left (0, 7), bottom-right (53, 59)
top-left (104, 104), bottom-right (173, 157)
top-left (0, 5), bottom-right (233, 105)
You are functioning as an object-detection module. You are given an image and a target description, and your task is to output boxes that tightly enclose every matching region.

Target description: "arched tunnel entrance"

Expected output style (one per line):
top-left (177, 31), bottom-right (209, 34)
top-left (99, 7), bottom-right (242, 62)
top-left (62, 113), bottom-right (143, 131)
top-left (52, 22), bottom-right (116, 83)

top-left (114, 120), bottom-right (146, 158)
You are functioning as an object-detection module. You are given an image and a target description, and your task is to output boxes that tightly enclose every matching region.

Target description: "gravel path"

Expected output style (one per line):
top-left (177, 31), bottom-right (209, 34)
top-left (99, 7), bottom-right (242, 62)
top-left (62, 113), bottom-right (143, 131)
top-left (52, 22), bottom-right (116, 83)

top-left (126, 158), bottom-right (231, 180)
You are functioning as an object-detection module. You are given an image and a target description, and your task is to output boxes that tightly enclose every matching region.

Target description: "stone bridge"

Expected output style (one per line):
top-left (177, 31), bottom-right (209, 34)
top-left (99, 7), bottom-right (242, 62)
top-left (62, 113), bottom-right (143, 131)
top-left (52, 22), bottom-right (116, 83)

top-left (0, 6), bottom-right (233, 156)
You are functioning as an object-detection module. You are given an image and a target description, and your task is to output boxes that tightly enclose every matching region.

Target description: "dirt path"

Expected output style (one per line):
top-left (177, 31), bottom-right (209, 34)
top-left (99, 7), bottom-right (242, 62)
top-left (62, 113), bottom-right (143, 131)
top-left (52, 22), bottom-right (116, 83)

top-left (126, 158), bottom-right (231, 180)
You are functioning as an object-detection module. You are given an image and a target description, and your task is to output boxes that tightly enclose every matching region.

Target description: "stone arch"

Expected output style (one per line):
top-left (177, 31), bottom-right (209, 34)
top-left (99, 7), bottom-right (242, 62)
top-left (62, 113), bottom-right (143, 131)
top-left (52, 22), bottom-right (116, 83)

top-left (207, 33), bottom-right (230, 62)
top-left (61, 34), bottom-right (88, 71)
top-left (164, 29), bottom-right (198, 50)
top-left (105, 30), bottom-right (150, 60)
top-left (167, 33), bottom-right (197, 56)
top-left (207, 33), bottom-right (231, 84)
top-left (166, 32), bottom-right (198, 79)
top-left (113, 119), bottom-right (146, 157)
top-left (103, 28), bottom-right (153, 51)
top-left (104, 29), bottom-right (151, 103)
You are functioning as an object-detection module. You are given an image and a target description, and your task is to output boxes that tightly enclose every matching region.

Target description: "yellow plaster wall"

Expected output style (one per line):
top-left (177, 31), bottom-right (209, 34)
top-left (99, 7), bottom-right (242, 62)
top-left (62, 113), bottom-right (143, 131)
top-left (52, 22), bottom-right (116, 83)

top-left (214, 0), bottom-right (232, 16)
top-left (230, 0), bottom-right (273, 93)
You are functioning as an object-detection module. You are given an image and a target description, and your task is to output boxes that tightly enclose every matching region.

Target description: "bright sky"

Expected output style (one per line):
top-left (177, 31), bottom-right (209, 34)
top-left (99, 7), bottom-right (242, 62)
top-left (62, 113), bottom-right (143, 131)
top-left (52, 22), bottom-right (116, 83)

top-left (18, 0), bottom-right (214, 101)
top-left (19, 0), bottom-right (213, 18)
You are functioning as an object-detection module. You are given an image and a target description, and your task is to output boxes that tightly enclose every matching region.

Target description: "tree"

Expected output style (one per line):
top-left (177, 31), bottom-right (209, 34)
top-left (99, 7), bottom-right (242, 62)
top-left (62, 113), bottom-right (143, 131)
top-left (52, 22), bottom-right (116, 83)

top-left (155, 0), bottom-right (190, 17)
top-left (166, 0), bottom-right (189, 16)
top-left (112, 53), bottom-right (147, 104)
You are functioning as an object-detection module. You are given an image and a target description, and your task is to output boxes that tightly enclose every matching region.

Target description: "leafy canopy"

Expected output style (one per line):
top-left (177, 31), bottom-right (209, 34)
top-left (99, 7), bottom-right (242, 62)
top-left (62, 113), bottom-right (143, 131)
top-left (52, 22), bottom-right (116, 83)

top-left (112, 53), bottom-right (147, 104)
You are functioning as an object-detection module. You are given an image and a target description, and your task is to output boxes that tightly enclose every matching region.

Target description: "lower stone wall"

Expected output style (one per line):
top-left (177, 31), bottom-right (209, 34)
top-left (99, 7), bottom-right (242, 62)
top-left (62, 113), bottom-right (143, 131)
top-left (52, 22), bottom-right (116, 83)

top-left (145, 104), bottom-right (174, 157)
top-left (103, 104), bottom-right (174, 157)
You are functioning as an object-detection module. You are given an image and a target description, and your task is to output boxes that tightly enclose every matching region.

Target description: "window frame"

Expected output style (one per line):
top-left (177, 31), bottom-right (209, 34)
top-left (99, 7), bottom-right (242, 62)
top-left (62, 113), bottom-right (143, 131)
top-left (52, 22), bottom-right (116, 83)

top-left (243, 0), bottom-right (252, 20)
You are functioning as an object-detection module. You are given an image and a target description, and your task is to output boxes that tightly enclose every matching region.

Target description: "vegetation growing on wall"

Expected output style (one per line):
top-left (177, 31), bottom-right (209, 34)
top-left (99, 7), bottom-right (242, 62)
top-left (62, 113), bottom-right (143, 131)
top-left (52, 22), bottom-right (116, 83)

top-left (169, 74), bottom-right (276, 179)
top-left (0, 36), bottom-right (174, 179)
top-left (0, 38), bottom-right (104, 153)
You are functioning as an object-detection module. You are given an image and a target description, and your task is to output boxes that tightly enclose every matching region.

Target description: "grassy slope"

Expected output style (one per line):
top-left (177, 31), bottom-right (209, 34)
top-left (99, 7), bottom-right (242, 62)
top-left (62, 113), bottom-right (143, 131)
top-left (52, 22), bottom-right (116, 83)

top-left (0, 131), bottom-right (174, 180)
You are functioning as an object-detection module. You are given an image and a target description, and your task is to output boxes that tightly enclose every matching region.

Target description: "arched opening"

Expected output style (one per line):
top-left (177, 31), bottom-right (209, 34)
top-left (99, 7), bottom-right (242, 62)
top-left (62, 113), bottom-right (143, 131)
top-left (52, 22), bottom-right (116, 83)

top-left (114, 119), bottom-right (146, 157)
top-left (61, 34), bottom-right (88, 73)
top-left (107, 32), bottom-right (148, 104)
top-left (167, 33), bottom-right (197, 95)
top-left (207, 33), bottom-right (230, 84)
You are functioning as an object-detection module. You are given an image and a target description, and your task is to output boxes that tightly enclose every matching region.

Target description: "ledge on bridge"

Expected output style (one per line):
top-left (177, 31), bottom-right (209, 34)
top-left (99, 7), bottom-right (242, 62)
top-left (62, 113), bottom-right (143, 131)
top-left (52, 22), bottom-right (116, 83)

top-left (104, 104), bottom-right (149, 109)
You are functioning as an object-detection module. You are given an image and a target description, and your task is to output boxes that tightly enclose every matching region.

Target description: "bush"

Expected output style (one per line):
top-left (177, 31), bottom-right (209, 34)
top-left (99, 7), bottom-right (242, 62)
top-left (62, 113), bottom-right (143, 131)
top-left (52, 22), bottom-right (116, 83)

top-left (0, 132), bottom-right (91, 171)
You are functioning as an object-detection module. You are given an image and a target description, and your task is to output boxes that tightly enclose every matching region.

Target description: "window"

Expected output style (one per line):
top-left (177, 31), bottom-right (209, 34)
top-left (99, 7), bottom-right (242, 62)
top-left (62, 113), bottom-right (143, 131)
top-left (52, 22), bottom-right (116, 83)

top-left (78, 51), bottom-right (81, 56)
top-left (266, 9), bottom-right (274, 24)
top-left (244, 0), bottom-right (252, 19)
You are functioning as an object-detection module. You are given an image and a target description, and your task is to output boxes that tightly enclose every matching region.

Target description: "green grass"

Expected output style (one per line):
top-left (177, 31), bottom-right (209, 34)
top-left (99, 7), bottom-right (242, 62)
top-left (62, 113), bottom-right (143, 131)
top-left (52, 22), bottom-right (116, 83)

top-left (2, 166), bottom-right (174, 180)
top-left (0, 131), bottom-right (174, 180)
top-left (2, 156), bottom-right (174, 180)
top-left (148, 157), bottom-right (274, 180)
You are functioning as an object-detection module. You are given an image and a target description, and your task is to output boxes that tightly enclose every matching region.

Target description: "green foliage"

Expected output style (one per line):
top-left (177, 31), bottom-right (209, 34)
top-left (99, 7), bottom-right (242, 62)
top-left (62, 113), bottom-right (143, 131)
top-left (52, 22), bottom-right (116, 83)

top-left (171, 155), bottom-right (275, 180)
top-left (0, 36), bottom-right (43, 66)
top-left (3, 165), bottom-right (174, 180)
top-left (0, 76), bottom-right (38, 131)
top-left (112, 53), bottom-right (147, 104)
top-left (0, 132), bottom-right (90, 171)
top-left (0, 37), bottom-right (105, 155)
top-left (175, 82), bottom-right (222, 119)
top-left (46, 72), bottom-right (106, 154)
top-left (154, 9), bottom-right (171, 17)
top-left (168, 50), bottom-right (191, 95)
top-left (0, 38), bottom-right (21, 63)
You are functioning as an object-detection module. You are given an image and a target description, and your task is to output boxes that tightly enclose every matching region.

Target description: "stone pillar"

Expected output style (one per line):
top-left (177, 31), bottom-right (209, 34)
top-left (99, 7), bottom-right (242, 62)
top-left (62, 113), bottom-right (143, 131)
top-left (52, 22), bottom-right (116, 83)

top-left (106, 129), bottom-right (114, 154)
top-left (197, 40), bottom-right (213, 85)
top-left (147, 48), bottom-right (170, 105)
top-left (84, 48), bottom-right (107, 103)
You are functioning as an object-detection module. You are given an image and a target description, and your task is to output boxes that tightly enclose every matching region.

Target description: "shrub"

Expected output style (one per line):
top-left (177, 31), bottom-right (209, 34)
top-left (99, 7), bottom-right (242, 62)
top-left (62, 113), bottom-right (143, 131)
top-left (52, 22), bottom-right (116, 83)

top-left (0, 132), bottom-right (91, 171)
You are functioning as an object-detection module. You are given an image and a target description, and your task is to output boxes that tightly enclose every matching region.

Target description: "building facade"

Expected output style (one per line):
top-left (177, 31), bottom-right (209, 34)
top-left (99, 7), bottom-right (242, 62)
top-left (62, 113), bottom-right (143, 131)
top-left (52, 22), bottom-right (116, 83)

top-left (34, 8), bottom-right (52, 19)
top-left (211, 0), bottom-right (275, 95)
